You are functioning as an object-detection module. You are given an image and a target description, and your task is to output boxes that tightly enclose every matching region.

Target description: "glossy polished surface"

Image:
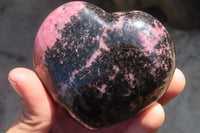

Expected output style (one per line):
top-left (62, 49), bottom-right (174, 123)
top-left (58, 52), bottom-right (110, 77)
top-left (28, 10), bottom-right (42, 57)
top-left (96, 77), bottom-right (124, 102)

top-left (33, 1), bottom-right (175, 129)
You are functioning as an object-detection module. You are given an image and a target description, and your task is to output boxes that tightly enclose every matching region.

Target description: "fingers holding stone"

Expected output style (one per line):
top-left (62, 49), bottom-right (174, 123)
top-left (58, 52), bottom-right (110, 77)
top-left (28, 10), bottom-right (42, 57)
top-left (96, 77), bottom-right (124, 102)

top-left (125, 103), bottom-right (165, 133)
top-left (159, 68), bottom-right (185, 105)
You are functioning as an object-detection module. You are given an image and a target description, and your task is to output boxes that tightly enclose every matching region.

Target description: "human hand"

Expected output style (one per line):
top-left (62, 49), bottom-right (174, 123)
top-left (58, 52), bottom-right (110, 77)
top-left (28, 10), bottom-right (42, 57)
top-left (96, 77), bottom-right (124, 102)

top-left (6, 67), bottom-right (185, 133)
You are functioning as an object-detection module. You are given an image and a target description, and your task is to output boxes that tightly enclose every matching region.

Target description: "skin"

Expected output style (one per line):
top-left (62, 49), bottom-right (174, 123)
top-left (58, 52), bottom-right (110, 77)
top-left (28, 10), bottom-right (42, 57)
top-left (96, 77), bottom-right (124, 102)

top-left (6, 67), bottom-right (185, 133)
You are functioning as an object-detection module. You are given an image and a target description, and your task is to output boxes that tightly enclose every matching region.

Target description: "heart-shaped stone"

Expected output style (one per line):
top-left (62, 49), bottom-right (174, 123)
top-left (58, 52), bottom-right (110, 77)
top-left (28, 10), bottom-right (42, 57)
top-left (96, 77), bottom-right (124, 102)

top-left (33, 1), bottom-right (175, 129)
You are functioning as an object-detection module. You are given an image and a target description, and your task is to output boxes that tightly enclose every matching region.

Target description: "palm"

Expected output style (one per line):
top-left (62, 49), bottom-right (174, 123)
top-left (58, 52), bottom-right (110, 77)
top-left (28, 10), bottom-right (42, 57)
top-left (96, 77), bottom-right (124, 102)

top-left (50, 99), bottom-right (164, 133)
top-left (50, 105), bottom-right (133, 133)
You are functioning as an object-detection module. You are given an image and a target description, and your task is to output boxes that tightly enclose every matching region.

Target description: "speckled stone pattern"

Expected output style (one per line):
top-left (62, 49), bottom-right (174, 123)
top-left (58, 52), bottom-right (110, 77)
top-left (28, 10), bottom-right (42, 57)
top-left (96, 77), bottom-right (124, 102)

top-left (34, 1), bottom-right (175, 129)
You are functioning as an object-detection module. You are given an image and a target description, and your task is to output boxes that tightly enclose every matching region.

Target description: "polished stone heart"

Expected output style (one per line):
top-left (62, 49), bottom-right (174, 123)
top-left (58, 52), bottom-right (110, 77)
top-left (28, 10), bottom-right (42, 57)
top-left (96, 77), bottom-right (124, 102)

top-left (33, 1), bottom-right (175, 129)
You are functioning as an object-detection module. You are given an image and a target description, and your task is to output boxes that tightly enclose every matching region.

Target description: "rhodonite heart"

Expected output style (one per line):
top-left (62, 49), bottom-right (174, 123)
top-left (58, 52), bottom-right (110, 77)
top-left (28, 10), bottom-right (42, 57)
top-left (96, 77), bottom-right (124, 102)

top-left (33, 1), bottom-right (175, 129)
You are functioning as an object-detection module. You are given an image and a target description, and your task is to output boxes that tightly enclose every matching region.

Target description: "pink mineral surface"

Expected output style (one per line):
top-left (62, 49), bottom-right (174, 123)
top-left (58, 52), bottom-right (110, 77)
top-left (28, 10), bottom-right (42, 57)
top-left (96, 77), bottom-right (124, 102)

top-left (33, 1), bottom-right (175, 129)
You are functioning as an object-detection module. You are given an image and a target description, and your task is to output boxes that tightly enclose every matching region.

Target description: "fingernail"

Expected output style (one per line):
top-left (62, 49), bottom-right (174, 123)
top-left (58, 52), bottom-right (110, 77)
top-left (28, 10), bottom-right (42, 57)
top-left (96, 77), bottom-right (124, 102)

top-left (8, 78), bottom-right (22, 97)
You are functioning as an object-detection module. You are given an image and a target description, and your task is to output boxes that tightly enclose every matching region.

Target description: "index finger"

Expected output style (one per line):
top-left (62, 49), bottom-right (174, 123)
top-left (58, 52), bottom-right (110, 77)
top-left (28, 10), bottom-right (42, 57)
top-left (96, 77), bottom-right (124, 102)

top-left (158, 68), bottom-right (185, 105)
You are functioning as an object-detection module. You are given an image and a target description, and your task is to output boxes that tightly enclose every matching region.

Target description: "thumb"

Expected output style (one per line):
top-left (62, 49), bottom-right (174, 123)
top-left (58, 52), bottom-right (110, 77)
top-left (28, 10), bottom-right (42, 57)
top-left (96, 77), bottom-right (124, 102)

top-left (7, 68), bottom-right (55, 133)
